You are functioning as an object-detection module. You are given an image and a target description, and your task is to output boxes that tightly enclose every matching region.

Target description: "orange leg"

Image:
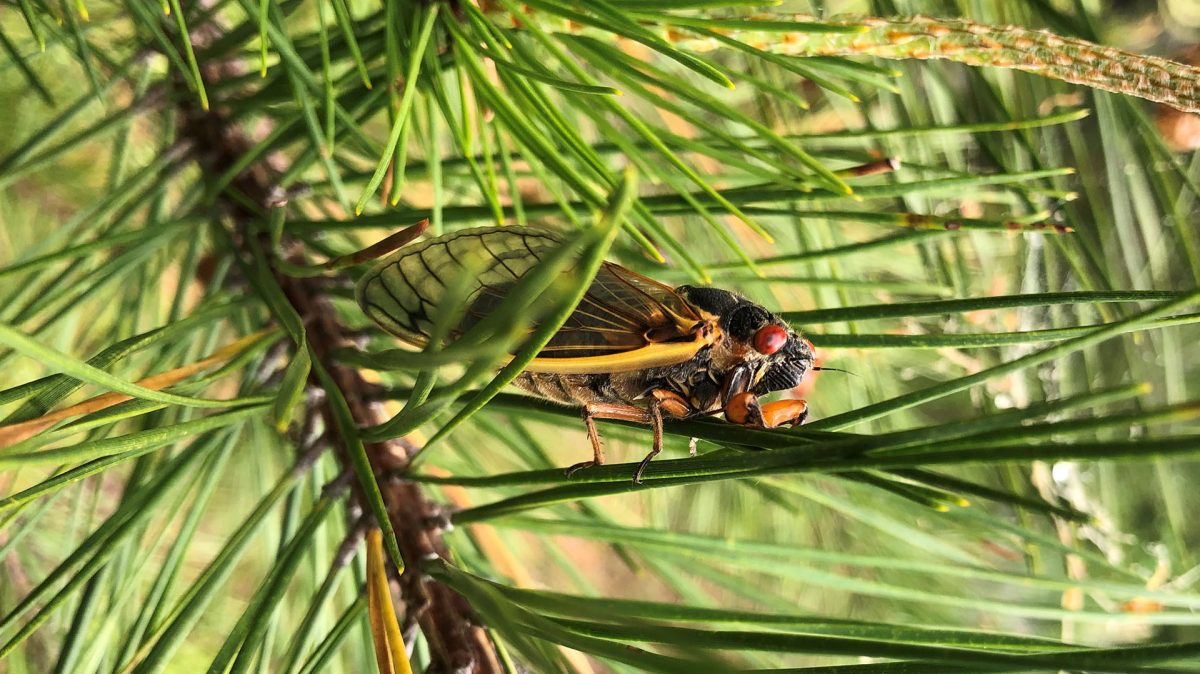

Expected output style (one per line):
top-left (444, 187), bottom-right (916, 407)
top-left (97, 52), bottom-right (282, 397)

top-left (760, 399), bottom-right (808, 427)
top-left (725, 392), bottom-right (808, 428)
top-left (567, 392), bottom-right (687, 483)
top-left (725, 392), bottom-right (761, 426)
top-left (632, 398), bottom-right (664, 484)
top-left (651, 389), bottom-right (691, 418)
top-left (579, 407), bottom-right (607, 469)
top-left (566, 401), bottom-right (651, 478)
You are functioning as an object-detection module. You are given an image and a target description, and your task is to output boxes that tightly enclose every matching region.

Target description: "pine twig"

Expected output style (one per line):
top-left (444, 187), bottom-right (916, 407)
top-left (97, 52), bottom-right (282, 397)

top-left (170, 4), bottom-right (502, 672)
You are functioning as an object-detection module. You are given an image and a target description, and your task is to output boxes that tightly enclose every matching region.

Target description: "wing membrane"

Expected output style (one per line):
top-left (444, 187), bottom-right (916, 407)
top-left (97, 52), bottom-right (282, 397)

top-left (356, 226), bottom-right (713, 371)
top-left (536, 262), bottom-right (702, 355)
top-left (357, 226), bottom-right (559, 345)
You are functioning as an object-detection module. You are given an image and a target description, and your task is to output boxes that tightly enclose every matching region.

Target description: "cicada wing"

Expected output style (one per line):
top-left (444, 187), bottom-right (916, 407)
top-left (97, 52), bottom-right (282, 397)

top-left (532, 262), bottom-right (705, 357)
top-left (356, 226), bottom-right (562, 348)
top-left (357, 226), bottom-right (716, 372)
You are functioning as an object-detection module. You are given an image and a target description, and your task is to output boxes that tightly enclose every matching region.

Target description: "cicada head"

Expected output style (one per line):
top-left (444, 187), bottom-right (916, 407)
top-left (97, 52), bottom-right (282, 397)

top-left (676, 285), bottom-right (814, 396)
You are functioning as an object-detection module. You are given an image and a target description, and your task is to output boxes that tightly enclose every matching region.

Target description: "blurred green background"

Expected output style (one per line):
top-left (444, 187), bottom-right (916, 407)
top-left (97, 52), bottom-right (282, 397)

top-left (3, 0), bottom-right (1200, 672)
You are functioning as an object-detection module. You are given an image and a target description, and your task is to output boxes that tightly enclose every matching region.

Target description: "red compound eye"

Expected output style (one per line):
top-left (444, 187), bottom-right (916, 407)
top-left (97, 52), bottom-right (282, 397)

top-left (753, 324), bottom-right (788, 355)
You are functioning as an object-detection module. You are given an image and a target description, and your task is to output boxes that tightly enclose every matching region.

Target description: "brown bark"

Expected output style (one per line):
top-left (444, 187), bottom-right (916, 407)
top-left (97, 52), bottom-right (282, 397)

top-left (173, 9), bottom-right (502, 674)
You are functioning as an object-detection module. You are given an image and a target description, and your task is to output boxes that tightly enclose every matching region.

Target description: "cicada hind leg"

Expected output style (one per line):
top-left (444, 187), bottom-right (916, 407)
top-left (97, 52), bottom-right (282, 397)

top-left (567, 390), bottom-right (691, 484)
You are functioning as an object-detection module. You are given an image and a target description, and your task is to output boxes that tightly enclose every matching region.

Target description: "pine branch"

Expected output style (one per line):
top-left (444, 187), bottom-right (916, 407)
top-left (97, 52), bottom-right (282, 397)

top-left (171, 5), bottom-right (502, 673)
top-left (480, 6), bottom-right (1200, 112)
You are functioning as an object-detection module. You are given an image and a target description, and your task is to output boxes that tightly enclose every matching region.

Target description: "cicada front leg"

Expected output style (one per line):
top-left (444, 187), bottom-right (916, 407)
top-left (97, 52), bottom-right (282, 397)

top-left (725, 392), bottom-right (808, 428)
top-left (761, 398), bottom-right (808, 427)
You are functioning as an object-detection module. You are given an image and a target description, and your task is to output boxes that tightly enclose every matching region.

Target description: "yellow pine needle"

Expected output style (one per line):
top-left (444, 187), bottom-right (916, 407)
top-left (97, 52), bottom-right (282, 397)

top-left (367, 528), bottom-right (412, 674)
top-left (0, 329), bottom-right (275, 449)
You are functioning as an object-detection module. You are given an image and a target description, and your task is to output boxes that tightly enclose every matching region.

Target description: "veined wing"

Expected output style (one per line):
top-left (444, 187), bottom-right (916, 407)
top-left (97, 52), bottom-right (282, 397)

top-left (356, 226), bottom-right (561, 346)
top-left (356, 226), bottom-right (717, 372)
top-left (523, 261), bottom-right (719, 373)
top-left (533, 262), bottom-right (704, 355)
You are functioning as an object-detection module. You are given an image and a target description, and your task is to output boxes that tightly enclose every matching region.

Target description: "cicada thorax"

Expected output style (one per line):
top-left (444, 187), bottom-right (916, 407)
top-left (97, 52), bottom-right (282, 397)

top-left (675, 285), bottom-right (814, 397)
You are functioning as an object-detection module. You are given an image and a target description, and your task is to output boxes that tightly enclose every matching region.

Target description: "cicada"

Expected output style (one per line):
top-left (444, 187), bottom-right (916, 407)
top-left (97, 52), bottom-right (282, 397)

top-left (356, 225), bottom-right (814, 482)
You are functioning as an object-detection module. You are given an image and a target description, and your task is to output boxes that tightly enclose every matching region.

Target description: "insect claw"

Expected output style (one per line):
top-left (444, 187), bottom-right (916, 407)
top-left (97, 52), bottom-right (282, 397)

top-left (564, 460), bottom-right (596, 478)
top-left (633, 449), bottom-right (659, 484)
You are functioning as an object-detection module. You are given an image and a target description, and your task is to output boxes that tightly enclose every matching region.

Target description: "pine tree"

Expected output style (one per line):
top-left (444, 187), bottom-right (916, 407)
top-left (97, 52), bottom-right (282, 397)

top-left (2, 2), bottom-right (1200, 672)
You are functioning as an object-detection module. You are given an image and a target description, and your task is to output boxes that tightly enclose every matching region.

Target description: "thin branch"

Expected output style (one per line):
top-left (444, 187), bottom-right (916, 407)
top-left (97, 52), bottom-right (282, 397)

top-left (170, 3), bottom-right (502, 671)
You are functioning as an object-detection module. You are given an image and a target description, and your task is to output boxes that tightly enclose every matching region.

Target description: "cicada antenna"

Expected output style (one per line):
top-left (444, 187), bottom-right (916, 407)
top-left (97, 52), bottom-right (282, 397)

top-left (812, 366), bottom-right (857, 377)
